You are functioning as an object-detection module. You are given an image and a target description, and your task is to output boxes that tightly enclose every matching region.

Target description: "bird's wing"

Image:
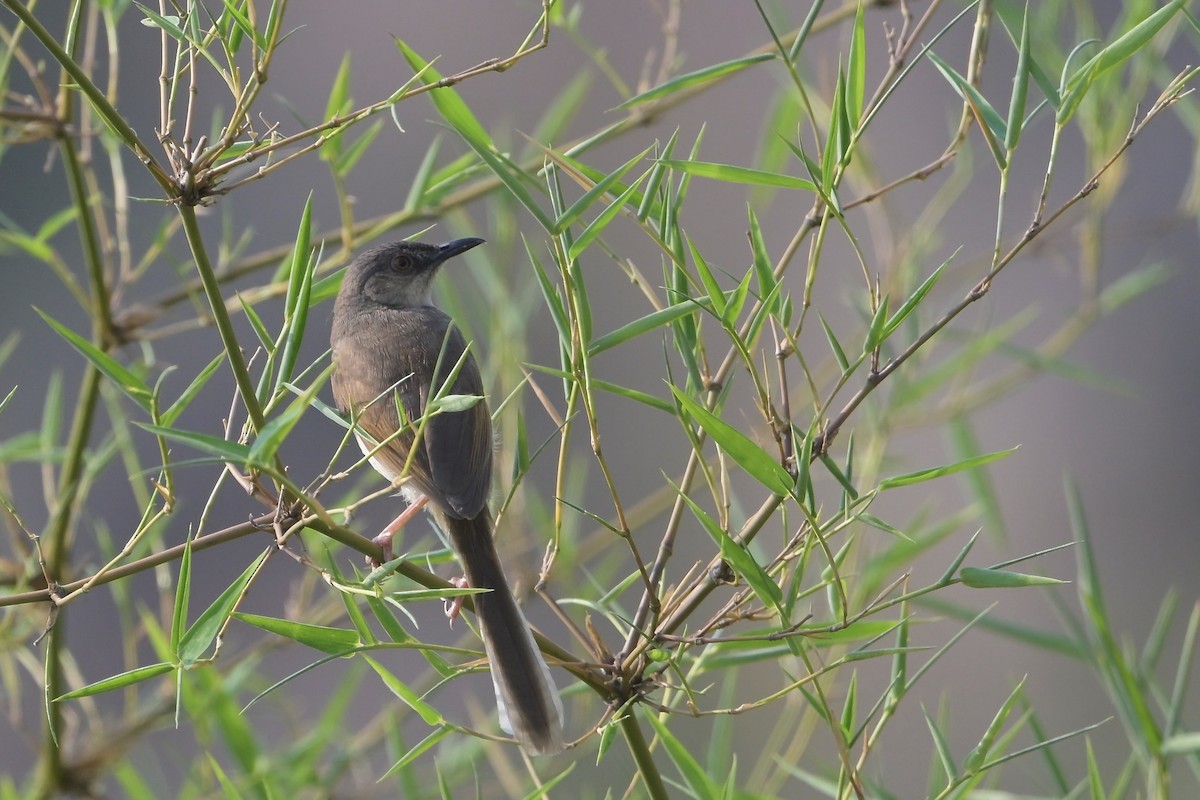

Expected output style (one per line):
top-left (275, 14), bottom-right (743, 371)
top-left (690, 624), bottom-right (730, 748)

top-left (331, 307), bottom-right (491, 519)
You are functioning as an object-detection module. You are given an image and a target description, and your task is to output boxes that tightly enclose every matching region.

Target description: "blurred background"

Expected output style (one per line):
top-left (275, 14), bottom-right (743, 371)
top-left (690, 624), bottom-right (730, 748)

top-left (1, 0), bottom-right (1198, 796)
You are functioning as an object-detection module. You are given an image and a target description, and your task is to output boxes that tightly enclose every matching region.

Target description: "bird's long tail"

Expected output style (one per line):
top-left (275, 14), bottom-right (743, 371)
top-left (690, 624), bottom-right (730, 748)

top-left (446, 511), bottom-right (564, 755)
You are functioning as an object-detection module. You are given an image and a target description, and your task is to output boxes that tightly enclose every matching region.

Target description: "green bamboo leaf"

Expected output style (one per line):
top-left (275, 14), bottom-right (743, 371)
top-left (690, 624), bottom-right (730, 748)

top-left (669, 385), bottom-right (793, 496)
top-left (883, 257), bottom-right (950, 339)
top-left (880, 448), bottom-right (1017, 490)
top-left (320, 54), bottom-right (353, 162)
top-left (380, 729), bottom-right (455, 777)
top-left (822, 71), bottom-right (843, 196)
top-left (924, 709), bottom-right (959, 782)
top-left (678, 487), bottom-right (784, 617)
top-left (862, 295), bottom-right (890, 353)
top-left (927, 51), bottom-right (1008, 167)
top-left (274, 238), bottom-right (317, 395)
top-left (399, 42), bottom-right (550, 229)
top-left (847, 1), bottom-right (866, 130)
top-left (0, 386), bottom-right (17, 417)
top-left (1059, 0), bottom-right (1186, 123)
top-left (395, 40), bottom-right (493, 147)
top-left (235, 613), bottom-right (360, 655)
top-left (170, 537), bottom-right (192, 655)
top-left (524, 236), bottom-right (570, 350)
top-left (619, 53), bottom-right (775, 108)
top-left (1099, 262), bottom-right (1172, 314)
top-left (35, 205), bottom-right (77, 241)
top-left (643, 710), bottom-right (721, 800)
top-left (56, 663), bottom-right (175, 700)
top-left (687, 235), bottom-right (725, 316)
top-left (527, 364), bottom-right (673, 413)
top-left (137, 423), bottom-right (253, 465)
top-left (161, 353), bottom-right (225, 426)
top-left (588, 295), bottom-right (716, 356)
top-left (220, 0), bottom-right (264, 51)
top-left (35, 308), bottom-right (152, 412)
top-left (568, 179), bottom-right (642, 261)
top-left (960, 567), bottom-right (1066, 589)
top-left (637, 129), bottom-right (677, 221)
top-left (552, 145), bottom-right (653, 234)
top-left (365, 656), bottom-right (445, 726)
top-left (336, 120), bottom-right (384, 175)
top-left (747, 207), bottom-right (778, 315)
top-left (473, 145), bottom-right (554, 232)
top-left (178, 550), bottom-right (269, 664)
top-left (404, 135), bottom-right (442, 211)
top-left (136, 4), bottom-right (184, 39)
top-left (722, 262), bottom-right (755, 329)
top-left (657, 159), bottom-right (816, 192)
top-left (1005, 3), bottom-right (1032, 152)
top-left (859, 512), bottom-right (912, 541)
top-left (237, 293), bottom-right (274, 352)
top-left (818, 313), bottom-right (850, 372)
top-left (309, 269), bottom-right (343, 308)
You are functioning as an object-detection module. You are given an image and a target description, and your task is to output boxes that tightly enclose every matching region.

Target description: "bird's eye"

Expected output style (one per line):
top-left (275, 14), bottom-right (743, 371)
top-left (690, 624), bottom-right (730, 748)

top-left (391, 254), bottom-right (414, 271)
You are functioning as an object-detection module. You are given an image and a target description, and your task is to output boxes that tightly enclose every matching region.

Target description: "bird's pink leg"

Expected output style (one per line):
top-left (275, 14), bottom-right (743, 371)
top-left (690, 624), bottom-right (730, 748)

top-left (443, 575), bottom-right (470, 624)
top-left (370, 495), bottom-right (429, 565)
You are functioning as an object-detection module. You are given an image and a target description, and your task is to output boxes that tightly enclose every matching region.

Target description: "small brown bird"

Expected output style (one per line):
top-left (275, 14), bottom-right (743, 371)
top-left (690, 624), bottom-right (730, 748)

top-left (330, 237), bottom-right (564, 755)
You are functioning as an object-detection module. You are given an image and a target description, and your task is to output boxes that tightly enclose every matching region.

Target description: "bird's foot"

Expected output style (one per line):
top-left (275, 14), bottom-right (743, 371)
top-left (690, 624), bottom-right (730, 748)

top-left (444, 575), bottom-right (470, 625)
top-left (366, 495), bottom-right (429, 568)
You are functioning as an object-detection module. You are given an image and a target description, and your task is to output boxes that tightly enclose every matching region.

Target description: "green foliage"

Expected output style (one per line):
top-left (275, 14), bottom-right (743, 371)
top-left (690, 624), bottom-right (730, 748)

top-left (0, 1), bottom-right (1196, 799)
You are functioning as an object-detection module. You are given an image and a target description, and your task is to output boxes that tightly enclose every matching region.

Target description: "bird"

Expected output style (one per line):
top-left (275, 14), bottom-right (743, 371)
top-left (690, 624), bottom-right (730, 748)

top-left (329, 237), bottom-right (564, 755)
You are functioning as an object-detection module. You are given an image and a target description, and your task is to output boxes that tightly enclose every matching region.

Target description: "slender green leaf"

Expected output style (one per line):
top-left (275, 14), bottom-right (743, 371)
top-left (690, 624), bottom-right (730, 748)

top-left (365, 656), bottom-right (444, 726)
top-left (36, 308), bottom-right (152, 412)
top-left (235, 613), bottom-right (360, 655)
top-left (568, 179), bottom-right (643, 261)
top-left (883, 257), bottom-right (951, 339)
top-left (818, 313), bottom-right (850, 372)
top-left (1005, 3), bottom-right (1032, 152)
top-left (1059, 0), bottom-right (1186, 123)
top-left (643, 710), bottom-right (721, 800)
top-left (553, 146), bottom-right (653, 234)
top-left (619, 53), bottom-right (775, 108)
top-left (678, 488), bottom-right (784, 617)
top-left (161, 353), bottom-right (225, 426)
top-left (395, 40), bottom-right (493, 147)
top-left (56, 663), bottom-right (175, 700)
top-left (137, 423), bottom-right (253, 465)
top-left (847, 1), bottom-right (866, 130)
top-left (880, 448), bottom-right (1016, 490)
top-left (588, 295), bottom-right (717, 356)
top-left (862, 295), bottom-right (890, 354)
top-left (178, 550), bottom-right (269, 664)
top-left (960, 567), bottom-right (1067, 588)
top-left (320, 53), bottom-right (353, 161)
top-left (658, 159), bottom-right (816, 192)
top-left (670, 385), bottom-right (793, 495)
top-left (927, 51), bottom-right (1008, 167)
top-left (336, 120), bottom-right (384, 175)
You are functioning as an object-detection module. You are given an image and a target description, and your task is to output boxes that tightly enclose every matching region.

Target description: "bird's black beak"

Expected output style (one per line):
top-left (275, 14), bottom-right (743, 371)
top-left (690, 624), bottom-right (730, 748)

top-left (437, 237), bottom-right (486, 261)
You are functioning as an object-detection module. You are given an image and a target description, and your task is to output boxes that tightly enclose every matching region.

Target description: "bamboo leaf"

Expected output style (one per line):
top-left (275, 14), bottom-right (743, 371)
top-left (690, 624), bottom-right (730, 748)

top-left (36, 308), bottom-right (152, 412)
top-left (670, 385), bottom-right (793, 496)
top-left (658, 159), bottom-right (816, 192)
top-left (137, 423), bottom-right (254, 465)
top-left (178, 550), bottom-right (269, 664)
top-left (880, 448), bottom-right (1017, 490)
top-left (960, 567), bottom-right (1067, 589)
top-left (235, 613), bottom-right (360, 656)
top-left (588, 296), bottom-right (717, 356)
top-left (56, 663), bottom-right (175, 700)
top-left (620, 53), bottom-right (775, 108)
